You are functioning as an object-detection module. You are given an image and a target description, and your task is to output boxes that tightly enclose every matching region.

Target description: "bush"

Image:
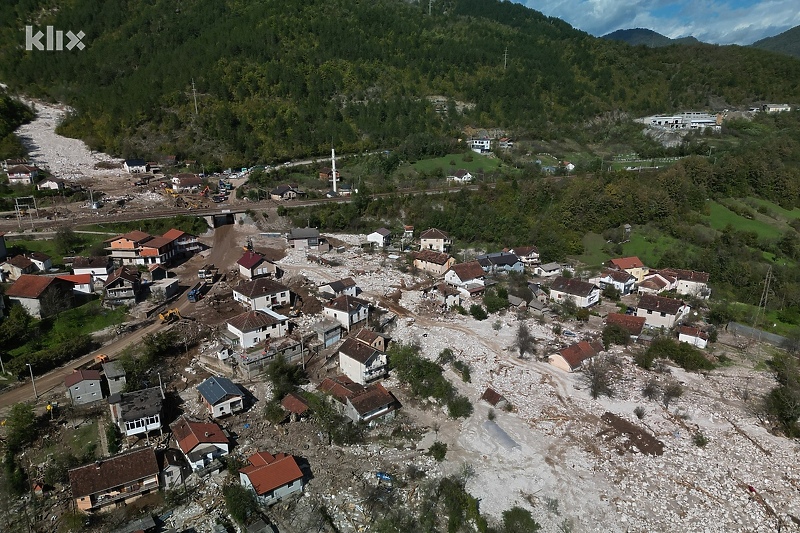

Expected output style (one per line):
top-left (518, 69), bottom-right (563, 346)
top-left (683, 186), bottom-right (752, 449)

top-left (634, 406), bottom-right (646, 419)
top-left (693, 432), bottom-right (709, 447)
top-left (446, 395), bottom-right (474, 419)
top-left (575, 308), bottom-right (590, 322)
top-left (634, 349), bottom-right (655, 370)
top-left (470, 304), bottom-right (488, 321)
top-left (223, 484), bottom-right (260, 525)
top-left (106, 424), bottom-right (121, 455)
top-left (602, 285), bottom-right (621, 301)
top-left (484, 289), bottom-right (508, 313)
top-left (429, 441), bottom-right (447, 461)
top-left (502, 506), bottom-right (542, 532)
top-left (662, 380), bottom-right (684, 408)
top-left (452, 360), bottom-right (471, 382)
top-left (646, 337), bottom-right (714, 372)
top-left (603, 323), bottom-right (631, 349)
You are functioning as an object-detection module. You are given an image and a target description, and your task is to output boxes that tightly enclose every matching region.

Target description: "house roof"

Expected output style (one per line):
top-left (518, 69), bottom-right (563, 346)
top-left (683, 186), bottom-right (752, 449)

top-left (237, 251), bottom-right (265, 269)
top-left (7, 255), bottom-right (34, 269)
top-left (105, 230), bottom-right (152, 244)
top-left (679, 326), bottom-right (709, 340)
top-left (348, 383), bottom-right (397, 417)
top-left (609, 256), bottom-right (645, 270)
top-left (480, 387), bottom-right (507, 406)
top-left (310, 317), bottom-right (342, 334)
top-left (605, 313), bottom-right (646, 337)
top-left (550, 276), bottom-right (597, 297)
top-left (447, 261), bottom-right (485, 282)
top-left (271, 184), bottom-right (298, 195)
top-left (354, 329), bottom-right (382, 346)
top-left (453, 169), bottom-right (471, 178)
top-left (102, 361), bottom-right (126, 379)
top-left (27, 251), bottom-right (51, 262)
top-left (227, 310), bottom-right (285, 333)
top-left (171, 416), bottom-right (229, 453)
top-left (239, 452), bottom-right (303, 496)
top-left (420, 228), bottom-right (449, 240)
top-left (141, 236), bottom-right (171, 252)
top-left (281, 392), bottom-right (310, 415)
top-left (68, 447), bottom-right (159, 499)
top-left (72, 256), bottom-right (110, 269)
top-left (413, 250), bottom-right (453, 265)
top-left (436, 283), bottom-right (460, 296)
top-left (125, 159), bottom-right (147, 166)
top-left (56, 274), bottom-right (92, 285)
top-left (197, 376), bottom-right (242, 405)
top-left (7, 164), bottom-right (37, 174)
top-left (372, 227), bottom-right (391, 237)
top-left (510, 246), bottom-right (538, 257)
top-left (320, 277), bottom-right (356, 294)
top-left (162, 228), bottom-right (188, 241)
top-left (601, 269), bottom-right (635, 283)
top-left (339, 337), bottom-right (381, 365)
top-left (325, 295), bottom-right (370, 313)
top-left (637, 294), bottom-right (685, 315)
top-left (175, 174), bottom-right (203, 186)
top-left (6, 274), bottom-right (59, 299)
top-left (148, 263), bottom-right (167, 273)
top-left (288, 227), bottom-right (320, 240)
top-left (105, 266), bottom-right (139, 287)
top-left (318, 375), bottom-right (364, 403)
top-left (658, 268), bottom-right (710, 283)
top-left (476, 251), bottom-right (521, 267)
top-left (64, 369), bottom-right (101, 388)
top-left (110, 387), bottom-right (164, 421)
top-left (557, 341), bottom-right (604, 370)
top-left (234, 277), bottom-right (288, 299)
top-left (538, 262), bottom-right (562, 272)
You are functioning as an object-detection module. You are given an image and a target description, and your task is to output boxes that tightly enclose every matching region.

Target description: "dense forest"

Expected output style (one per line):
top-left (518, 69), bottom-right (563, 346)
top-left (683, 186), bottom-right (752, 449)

top-left (0, 90), bottom-right (32, 159)
top-left (1, 0), bottom-right (800, 164)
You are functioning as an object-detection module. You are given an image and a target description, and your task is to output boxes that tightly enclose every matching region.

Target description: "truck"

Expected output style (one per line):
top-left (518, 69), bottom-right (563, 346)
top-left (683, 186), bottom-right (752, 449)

top-left (198, 264), bottom-right (217, 280)
top-left (187, 282), bottom-right (204, 303)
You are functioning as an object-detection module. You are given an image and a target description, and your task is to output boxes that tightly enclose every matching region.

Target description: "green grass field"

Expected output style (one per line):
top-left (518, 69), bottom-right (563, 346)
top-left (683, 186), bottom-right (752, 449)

top-left (743, 197), bottom-right (800, 221)
top-left (704, 201), bottom-right (782, 240)
top-left (412, 153), bottom-right (502, 174)
top-left (573, 232), bottom-right (609, 267)
top-left (4, 233), bottom-right (109, 265)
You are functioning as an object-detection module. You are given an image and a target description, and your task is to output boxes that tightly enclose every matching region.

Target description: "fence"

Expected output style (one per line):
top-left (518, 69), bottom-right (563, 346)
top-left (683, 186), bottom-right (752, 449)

top-left (726, 322), bottom-right (788, 347)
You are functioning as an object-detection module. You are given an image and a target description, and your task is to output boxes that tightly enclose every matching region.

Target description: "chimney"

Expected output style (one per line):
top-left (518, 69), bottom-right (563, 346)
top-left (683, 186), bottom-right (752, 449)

top-left (204, 432), bottom-right (210, 438)
top-left (95, 460), bottom-right (101, 469)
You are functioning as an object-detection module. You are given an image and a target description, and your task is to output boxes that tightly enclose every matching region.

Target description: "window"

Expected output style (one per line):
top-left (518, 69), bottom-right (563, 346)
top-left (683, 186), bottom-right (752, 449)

top-left (647, 310), bottom-right (652, 315)
top-left (660, 312), bottom-right (666, 317)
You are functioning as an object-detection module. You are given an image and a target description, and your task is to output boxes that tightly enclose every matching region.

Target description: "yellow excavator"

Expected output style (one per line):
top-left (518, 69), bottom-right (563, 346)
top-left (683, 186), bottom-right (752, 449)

top-left (159, 308), bottom-right (182, 324)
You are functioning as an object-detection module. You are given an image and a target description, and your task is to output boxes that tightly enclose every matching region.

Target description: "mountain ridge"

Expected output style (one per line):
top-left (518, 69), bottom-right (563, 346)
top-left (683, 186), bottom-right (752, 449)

top-left (602, 28), bottom-right (702, 47)
top-left (751, 24), bottom-right (800, 58)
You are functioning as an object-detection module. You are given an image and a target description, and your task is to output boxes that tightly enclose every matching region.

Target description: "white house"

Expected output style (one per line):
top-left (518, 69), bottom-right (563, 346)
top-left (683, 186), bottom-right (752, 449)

top-left (318, 278), bottom-right (358, 298)
top-left (338, 337), bottom-right (388, 385)
top-left (56, 274), bottom-right (94, 294)
top-left (197, 376), bottom-right (245, 418)
top-left (26, 251), bottom-right (52, 272)
top-left (64, 370), bottom-right (103, 405)
top-left (318, 376), bottom-right (399, 424)
top-left (6, 164), bottom-right (39, 185)
top-left (323, 295), bottom-right (370, 331)
top-left (366, 228), bottom-right (391, 248)
top-left (446, 169), bottom-right (473, 184)
top-left (36, 178), bottom-right (64, 191)
top-left (470, 137), bottom-right (491, 153)
top-left (72, 256), bottom-right (113, 283)
top-left (108, 386), bottom-right (164, 438)
top-left (476, 252), bottom-right (524, 274)
top-left (239, 451), bottom-right (304, 506)
top-left (232, 278), bottom-right (291, 311)
top-left (593, 269), bottom-right (636, 295)
top-left (678, 326), bottom-right (709, 349)
top-left (534, 262), bottom-right (564, 277)
top-left (658, 268), bottom-right (711, 299)
top-left (444, 260), bottom-right (486, 295)
top-left (171, 416), bottom-right (230, 471)
top-left (549, 276), bottom-right (600, 308)
top-left (419, 228), bottom-right (451, 252)
top-left (509, 245), bottom-right (540, 265)
top-left (636, 294), bottom-right (690, 329)
top-left (638, 271), bottom-right (677, 295)
top-left (549, 341), bottom-right (604, 373)
top-left (287, 227), bottom-right (329, 251)
top-left (226, 309), bottom-right (288, 349)
top-left (236, 251), bottom-right (280, 280)
top-left (123, 159), bottom-right (148, 173)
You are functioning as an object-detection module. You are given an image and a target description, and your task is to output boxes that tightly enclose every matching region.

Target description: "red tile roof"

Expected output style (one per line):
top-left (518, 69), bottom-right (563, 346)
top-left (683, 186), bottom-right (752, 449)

top-left (601, 269), bottom-right (635, 283)
top-left (348, 383), bottom-right (396, 417)
top-left (658, 268), bottom-right (710, 283)
top-left (64, 369), bottom-right (101, 388)
top-left (6, 274), bottom-right (58, 298)
top-left (339, 337), bottom-right (381, 364)
top-left (56, 274), bottom-right (92, 285)
top-left (605, 313), bottom-right (646, 336)
top-left (679, 326), bottom-right (709, 340)
top-left (7, 255), bottom-right (34, 269)
top-left (237, 250), bottom-right (265, 269)
top-left (318, 375), bottom-right (363, 403)
top-left (281, 392), bottom-right (309, 415)
top-left (447, 261), bottom-right (485, 282)
top-left (420, 228), bottom-right (449, 240)
top-left (412, 250), bottom-right (452, 265)
top-left (239, 452), bottom-right (303, 496)
top-left (170, 416), bottom-right (228, 454)
top-left (480, 387), bottom-right (507, 406)
top-left (609, 256), bottom-right (645, 270)
top-left (105, 230), bottom-right (152, 244)
top-left (557, 341), bottom-right (604, 371)
top-left (227, 310), bottom-right (284, 332)
top-left (161, 228), bottom-right (187, 241)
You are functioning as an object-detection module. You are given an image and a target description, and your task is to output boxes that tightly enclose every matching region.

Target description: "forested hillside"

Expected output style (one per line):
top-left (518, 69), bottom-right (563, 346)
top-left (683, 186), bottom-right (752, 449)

top-left (752, 25), bottom-right (800, 58)
top-left (1, 0), bottom-right (800, 164)
top-left (602, 28), bottom-right (701, 47)
top-left (0, 91), bottom-right (32, 159)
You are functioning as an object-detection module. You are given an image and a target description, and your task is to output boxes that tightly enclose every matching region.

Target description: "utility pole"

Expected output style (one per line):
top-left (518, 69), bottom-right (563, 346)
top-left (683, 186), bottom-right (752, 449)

top-left (503, 46), bottom-right (508, 70)
top-left (26, 363), bottom-right (37, 400)
top-left (748, 266), bottom-right (772, 355)
top-left (192, 78), bottom-right (199, 115)
top-left (429, 0), bottom-right (433, 16)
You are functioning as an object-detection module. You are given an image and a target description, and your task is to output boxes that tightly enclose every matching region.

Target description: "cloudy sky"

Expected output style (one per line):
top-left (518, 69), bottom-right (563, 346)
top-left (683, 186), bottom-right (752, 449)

top-left (515, 0), bottom-right (800, 45)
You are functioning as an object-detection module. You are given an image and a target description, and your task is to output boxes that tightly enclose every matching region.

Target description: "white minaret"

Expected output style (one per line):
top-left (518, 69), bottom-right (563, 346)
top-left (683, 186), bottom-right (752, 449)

top-left (331, 148), bottom-right (337, 193)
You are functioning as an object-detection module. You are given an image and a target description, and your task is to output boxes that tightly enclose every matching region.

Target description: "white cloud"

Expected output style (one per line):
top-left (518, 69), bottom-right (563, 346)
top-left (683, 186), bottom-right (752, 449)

top-left (517, 0), bottom-right (800, 44)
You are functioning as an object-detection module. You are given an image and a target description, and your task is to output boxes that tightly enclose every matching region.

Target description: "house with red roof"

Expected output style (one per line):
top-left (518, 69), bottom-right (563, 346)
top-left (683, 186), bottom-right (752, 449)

top-left (444, 260), bottom-right (486, 294)
top-left (605, 313), bottom-right (646, 340)
top-left (239, 451), bottom-right (305, 505)
top-left (412, 250), bottom-right (456, 276)
top-left (170, 416), bottom-right (230, 471)
top-left (65, 369), bottom-right (103, 405)
top-left (105, 228), bottom-right (198, 266)
top-left (69, 447), bottom-right (160, 511)
top-left (6, 164), bottom-right (39, 185)
top-left (658, 268), bottom-right (711, 299)
top-left (549, 340), bottom-right (604, 372)
top-left (281, 392), bottom-right (310, 420)
top-left (317, 375), bottom-right (399, 424)
top-left (607, 256), bottom-right (649, 283)
top-left (71, 256), bottom-right (113, 283)
top-left (56, 273), bottom-right (94, 294)
top-left (1, 254), bottom-right (36, 280)
top-left (6, 274), bottom-right (73, 318)
top-left (233, 278), bottom-right (291, 311)
top-left (237, 250), bottom-right (280, 280)
top-left (638, 271), bottom-right (677, 296)
top-left (678, 326), bottom-right (709, 349)
top-left (338, 337), bottom-right (388, 385)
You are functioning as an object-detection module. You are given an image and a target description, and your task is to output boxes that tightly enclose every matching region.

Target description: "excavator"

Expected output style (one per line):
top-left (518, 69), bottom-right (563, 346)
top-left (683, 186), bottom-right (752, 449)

top-left (200, 185), bottom-right (210, 197)
top-left (159, 308), bottom-right (182, 324)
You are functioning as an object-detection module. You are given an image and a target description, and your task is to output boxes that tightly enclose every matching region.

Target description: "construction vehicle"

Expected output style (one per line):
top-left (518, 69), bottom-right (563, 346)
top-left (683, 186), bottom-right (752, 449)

top-left (198, 264), bottom-right (218, 280)
top-left (159, 308), bottom-right (182, 323)
top-left (187, 282), bottom-right (204, 303)
top-left (163, 187), bottom-right (179, 198)
top-left (200, 185), bottom-right (210, 197)
top-left (218, 179), bottom-right (234, 191)
top-left (243, 237), bottom-right (253, 252)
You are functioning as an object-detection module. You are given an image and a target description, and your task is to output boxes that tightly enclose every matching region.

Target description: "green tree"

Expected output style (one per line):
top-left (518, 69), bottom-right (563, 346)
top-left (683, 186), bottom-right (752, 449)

top-left (223, 483), bottom-right (259, 525)
top-left (5, 403), bottom-right (37, 453)
top-left (513, 321), bottom-right (537, 359)
top-left (264, 400), bottom-right (287, 425)
top-left (602, 323), bottom-right (630, 349)
top-left (502, 506), bottom-right (541, 533)
top-left (264, 354), bottom-right (307, 401)
top-left (54, 227), bottom-right (83, 255)
top-left (470, 304), bottom-right (488, 320)
top-left (428, 441), bottom-right (447, 461)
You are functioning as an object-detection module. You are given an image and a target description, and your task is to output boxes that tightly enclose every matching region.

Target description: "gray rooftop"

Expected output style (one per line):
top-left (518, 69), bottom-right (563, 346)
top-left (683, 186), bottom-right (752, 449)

top-left (110, 387), bottom-right (164, 421)
top-left (197, 376), bottom-right (242, 406)
top-left (288, 227), bottom-right (320, 240)
top-left (102, 361), bottom-right (126, 379)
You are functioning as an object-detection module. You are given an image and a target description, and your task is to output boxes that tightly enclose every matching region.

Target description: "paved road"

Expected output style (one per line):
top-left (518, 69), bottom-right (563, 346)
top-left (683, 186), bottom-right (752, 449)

top-left (0, 228), bottom-right (232, 414)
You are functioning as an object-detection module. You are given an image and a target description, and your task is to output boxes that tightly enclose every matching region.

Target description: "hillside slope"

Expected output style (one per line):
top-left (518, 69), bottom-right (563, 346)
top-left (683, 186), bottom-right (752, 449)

top-left (1, 0), bottom-right (799, 164)
top-left (751, 24), bottom-right (800, 58)
top-left (602, 28), bottom-right (701, 47)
